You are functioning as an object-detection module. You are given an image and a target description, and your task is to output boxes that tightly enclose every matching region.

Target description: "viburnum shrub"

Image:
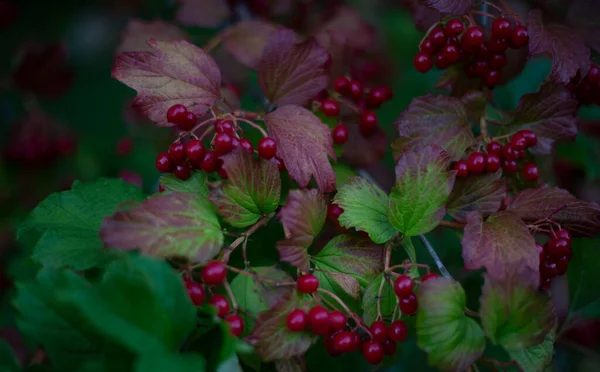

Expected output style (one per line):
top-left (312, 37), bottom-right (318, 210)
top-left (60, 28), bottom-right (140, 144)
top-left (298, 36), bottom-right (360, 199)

top-left (8, 1), bottom-right (600, 372)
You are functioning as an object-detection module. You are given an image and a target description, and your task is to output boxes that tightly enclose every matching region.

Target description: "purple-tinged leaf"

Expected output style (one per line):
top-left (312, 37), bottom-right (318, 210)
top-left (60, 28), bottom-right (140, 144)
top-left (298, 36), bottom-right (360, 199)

top-left (175, 0), bottom-right (231, 29)
top-left (567, 0), bottom-right (600, 53)
top-left (209, 149), bottom-right (281, 228)
top-left (461, 90), bottom-right (486, 123)
top-left (447, 171), bottom-right (506, 222)
top-left (313, 6), bottom-right (375, 52)
top-left (117, 19), bottom-right (189, 54)
top-left (258, 30), bottom-right (329, 106)
top-left (510, 82), bottom-right (579, 154)
top-left (221, 21), bottom-right (279, 69)
top-left (400, 0), bottom-right (441, 31)
top-left (274, 357), bottom-right (306, 372)
top-left (112, 39), bottom-right (221, 126)
top-left (393, 95), bottom-right (476, 161)
top-left (506, 186), bottom-right (600, 237)
top-left (277, 189), bottom-right (327, 271)
top-left (417, 0), bottom-right (472, 15)
top-left (264, 106), bottom-right (336, 192)
top-left (461, 211), bottom-right (539, 288)
top-left (101, 192), bottom-right (223, 263)
top-left (528, 9), bottom-right (590, 84)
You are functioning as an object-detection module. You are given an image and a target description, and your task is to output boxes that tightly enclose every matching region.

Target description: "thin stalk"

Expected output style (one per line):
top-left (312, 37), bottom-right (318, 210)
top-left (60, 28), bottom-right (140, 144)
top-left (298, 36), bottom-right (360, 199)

top-left (438, 220), bottom-right (466, 229)
top-left (418, 235), bottom-right (452, 279)
top-left (224, 280), bottom-right (238, 310)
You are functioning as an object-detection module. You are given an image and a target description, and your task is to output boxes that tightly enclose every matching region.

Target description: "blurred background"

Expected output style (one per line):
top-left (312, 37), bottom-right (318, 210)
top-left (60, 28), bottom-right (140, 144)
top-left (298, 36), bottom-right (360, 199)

top-left (0, 0), bottom-right (599, 370)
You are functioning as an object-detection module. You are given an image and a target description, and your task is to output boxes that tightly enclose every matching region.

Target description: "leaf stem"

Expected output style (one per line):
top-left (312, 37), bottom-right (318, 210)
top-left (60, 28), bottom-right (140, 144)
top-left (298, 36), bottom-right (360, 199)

top-left (178, 116), bottom-right (217, 140)
top-left (479, 114), bottom-right (490, 143)
top-left (220, 213), bottom-right (273, 263)
top-left (317, 288), bottom-right (372, 336)
top-left (438, 220), bottom-right (466, 229)
top-left (386, 262), bottom-right (430, 274)
top-left (236, 118), bottom-right (268, 137)
top-left (376, 276), bottom-right (386, 320)
top-left (204, 34), bottom-right (223, 53)
top-left (223, 280), bottom-right (238, 310)
top-left (418, 235), bottom-right (452, 279)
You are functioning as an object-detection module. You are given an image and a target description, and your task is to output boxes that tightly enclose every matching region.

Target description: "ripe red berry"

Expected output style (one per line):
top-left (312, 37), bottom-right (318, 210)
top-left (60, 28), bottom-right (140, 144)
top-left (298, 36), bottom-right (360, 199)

top-left (444, 18), bottom-right (464, 36)
top-left (155, 152), bottom-right (172, 173)
top-left (333, 331), bottom-right (355, 354)
top-left (201, 261), bottom-right (227, 286)
top-left (173, 164), bottom-right (191, 180)
top-left (484, 69), bottom-right (502, 87)
top-left (362, 341), bottom-right (384, 365)
top-left (467, 152), bottom-right (486, 174)
top-left (332, 124), bottom-right (349, 145)
top-left (542, 259), bottom-right (559, 278)
top-left (502, 159), bottom-right (518, 174)
top-left (158, 184), bottom-right (165, 193)
top-left (434, 53), bottom-right (450, 70)
top-left (369, 321), bottom-right (388, 344)
top-left (388, 320), bottom-right (408, 343)
top-left (429, 26), bottom-right (446, 46)
top-left (184, 278), bottom-right (205, 305)
top-left (454, 160), bottom-right (469, 177)
top-left (351, 331), bottom-right (362, 352)
top-left (200, 150), bottom-right (218, 173)
top-left (421, 272), bottom-right (440, 282)
top-left (393, 275), bottom-right (414, 298)
top-left (487, 141), bottom-right (503, 154)
top-left (297, 274), bottom-right (319, 294)
top-left (185, 139), bottom-right (205, 161)
top-left (522, 162), bottom-right (539, 181)
top-left (208, 294), bottom-right (230, 318)
top-left (486, 153), bottom-right (501, 173)
top-left (179, 112), bottom-right (197, 131)
top-left (441, 44), bottom-right (460, 64)
top-left (287, 309), bottom-right (308, 331)
top-left (555, 229), bottom-right (572, 245)
top-left (367, 86), bottom-right (392, 108)
top-left (258, 137), bottom-right (277, 159)
top-left (308, 305), bottom-right (330, 335)
top-left (348, 80), bottom-right (363, 100)
top-left (168, 141), bottom-right (186, 165)
top-left (333, 76), bottom-right (350, 94)
top-left (225, 314), bottom-right (244, 337)
top-left (512, 25), bottom-right (529, 47)
top-left (488, 37), bottom-right (508, 53)
top-left (239, 138), bottom-right (253, 153)
top-left (383, 339), bottom-right (397, 355)
top-left (214, 119), bottom-right (235, 136)
top-left (419, 38), bottom-right (435, 54)
top-left (462, 27), bottom-right (485, 52)
top-left (167, 104), bottom-right (188, 125)
top-left (218, 167), bottom-right (228, 179)
top-left (399, 293), bottom-right (418, 315)
top-left (321, 98), bottom-right (340, 117)
top-left (547, 238), bottom-right (571, 257)
top-left (489, 53), bottom-right (507, 69)
top-left (511, 133), bottom-right (528, 151)
top-left (328, 311), bottom-right (347, 331)
top-left (555, 256), bottom-right (569, 276)
top-left (586, 65), bottom-right (600, 84)
top-left (473, 60), bottom-right (488, 77)
top-left (502, 144), bottom-right (517, 161)
top-left (214, 133), bottom-right (234, 155)
top-left (518, 130), bottom-right (537, 147)
top-left (327, 204), bottom-right (344, 222)
top-left (359, 111), bottom-right (378, 137)
top-left (492, 18), bottom-right (512, 39)
top-left (413, 52), bottom-right (433, 73)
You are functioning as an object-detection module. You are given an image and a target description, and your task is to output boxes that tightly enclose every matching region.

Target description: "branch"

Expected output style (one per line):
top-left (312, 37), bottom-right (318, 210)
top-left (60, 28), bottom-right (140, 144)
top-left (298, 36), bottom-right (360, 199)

top-left (223, 280), bottom-right (238, 310)
top-left (418, 235), bottom-right (452, 279)
top-left (438, 220), bottom-right (466, 229)
top-left (220, 214), bottom-right (273, 263)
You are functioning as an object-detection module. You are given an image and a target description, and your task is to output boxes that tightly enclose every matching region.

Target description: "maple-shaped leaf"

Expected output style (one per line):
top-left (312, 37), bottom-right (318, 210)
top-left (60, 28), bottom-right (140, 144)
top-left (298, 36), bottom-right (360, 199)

top-left (566, 0), bottom-right (600, 53)
top-left (258, 29), bottom-right (329, 106)
top-left (388, 145), bottom-right (456, 236)
top-left (393, 95), bottom-right (476, 161)
top-left (264, 105), bottom-right (336, 192)
top-left (112, 39), bottom-right (221, 126)
top-left (447, 171), bottom-right (506, 222)
top-left (220, 20), bottom-right (278, 69)
top-left (417, 0), bottom-right (472, 15)
top-left (528, 9), bottom-right (590, 84)
top-left (510, 82), bottom-right (578, 154)
top-left (416, 277), bottom-right (485, 372)
top-left (333, 177), bottom-right (396, 244)
top-left (250, 292), bottom-right (317, 361)
top-left (509, 326), bottom-right (556, 372)
top-left (101, 192), bottom-right (223, 263)
top-left (506, 186), bottom-right (600, 237)
top-left (209, 149), bottom-right (281, 228)
top-left (175, 0), bottom-right (231, 29)
top-left (277, 189), bottom-right (327, 271)
top-left (461, 211), bottom-right (539, 288)
top-left (117, 19), bottom-right (189, 53)
top-left (479, 274), bottom-right (557, 351)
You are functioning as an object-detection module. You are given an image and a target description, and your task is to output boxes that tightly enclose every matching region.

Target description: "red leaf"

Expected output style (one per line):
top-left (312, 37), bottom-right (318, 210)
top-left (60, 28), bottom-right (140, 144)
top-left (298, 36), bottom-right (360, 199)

top-left (447, 172), bottom-right (506, 223)
top-left (277, 189), bottom-right (327, 271)
top-left (112, 39), bottom-right (221, 126)
top-left (528, 9), bottom-right (590, 84)
top-left (417, 0), bottom-right (472, 15)
top-left (506, 186), bottom-right (600, 237)
top-left (175, 0), bottom-right (231, 29)
top-left (264, 105), bottom-right (336, 192)
top-left (116, 19), bottom-right (189, 54)
top-left (258, 30), bottom-right (329, 106)
top-left (221, 20), bottom-right (279, 69)
top-left (462, 211), bottom-right (539, 288)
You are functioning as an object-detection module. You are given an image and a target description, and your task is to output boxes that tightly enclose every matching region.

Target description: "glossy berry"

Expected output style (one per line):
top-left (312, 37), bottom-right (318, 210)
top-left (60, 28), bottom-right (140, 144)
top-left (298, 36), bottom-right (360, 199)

top-left (180, 112), bottom-right (197, 131)
top-left (200, 150), bottom-right (218, 173)
top-left (555, 256), bottom-right (569, 276)
top-left (332, 124), bottom-right (349, 145)
top-left (325, 331), bottom-right (343, 357)
top-left (434, 53), bottom-right (450, 70)
top-left (502, 159), bottom-right (518, 174)
top-left (334, 76), bottom-right (350, 94)
top-left (184, 278), bottom-right (205, 305)
top-left (155, 152), bottom-right (172, 173)
top-left (158, 184), bottom-right (165, 193)
top-left (362, 341), bottom-right (384, 365)
top-left (351, 332), bottom-right (362, 352)
top-left (173, 164), bottom-right (191, 180)
top-left (399, 293), bottom-right (418, 315)
top-left (308, 305), bottom-right (330, 335)
top-left (473, 60), bottom-right (488, 77)
top-left (489, 53), bottom-right (507, 69)
top-left (393, 274), bottom-right (414, 298)
top-left (547, 238), bottom-right (571, 257)
top-left (419, 38), bottom-right (435, 54)
top-left (238, 138), bottom-right (253, 153)
top-left (168, 141), bottom-right (186, 165)
top-left (388, 320), bottom-right (408, 342)
top-left (542, 259), bottom-right (559, 278)
top-left (225, 314), bottom-right (244, 337)
top-left (441, 44), bottom-right (460, 64)
top-left (328, 311), bottom-right (347, 331)
top-left (214, 119), bottom-right (235, 136)
top-left (519, 130), bottom-right (537, 147)
top-left (422, 272), bottom-right (440, 282)
top-left (454, 160), bottom-right (469, 177)
top-left (348, 80), bottom-right (363, 100)
top-left (297, 274), bottom-right (319, 294)
top-left (383, 339), bottom-right (397, 355)
top-left (321, 98), bottom-right (340, 117)
top-left (444, 18), bottom-right (464, 36)
top-left (487, 141), bottom-right (502, 154)
top-left (511, 133), bottom-right (528, 151)
top-left (258, 137), bottom-right (277, 159)
top-left (502, 144), bottom-right (517, 161)
top-left (484, 69), bottom-right (502, 87)
top-left (462, 27), bottom-right (485, 52)
top-left (287, 309), bottom-right (307, 331)
top-left (522, 162), bottom-right (539, 181)
top-left (185, 140), bottom-right (205, 161)
top-left (209, 294), bottom-right (230, 318)
top-left (217, 167), bottom-right (228, 179)
top-left (492, 18), bottom-right (512, 39)
top-left (413, 52), bottom-right (432, 73)
top-left (367, 86), bottom-right (392, 108)
top-left (167, 104), bottom-right (188, 125)
top-left (214, 133), bottom-right (234, 155)
top-left (512, 25), bottom-right (529, 47)
top-left (369, 321), bottom-right (388, 344)
top-left (586, 65), bottom-right (600, 83)
top-left (333, 331), bottom-right (355, 354)
top-left (467, 152), bottom-right (486, 174)
top-left (429, 26), bottom-right (446, 46)
top-left (201, 261), bottom-right (227, 286)
top-left (555, 229), bottom-right (572, 245)
top-left (359, 111), bottom-right (378, 137)
top-left (488, 37), bottom-right (508, 53)
top-left (486, 154), bottom-right (501, 173)
top-left (327, 204), bottom-right (344, 222)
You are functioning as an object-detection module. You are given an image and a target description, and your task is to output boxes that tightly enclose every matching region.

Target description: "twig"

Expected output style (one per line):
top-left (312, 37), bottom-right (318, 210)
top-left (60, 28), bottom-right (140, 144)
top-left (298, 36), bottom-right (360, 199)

top-left (418, 235), bottom-right (452, 279)
top-left (376, 276), bottom-right (386, 320)
top-left (386, 263), bottom-right (430, 273)
top-left (465, 308), bottom-right (479, 317)
top-left (204, 34), bottom-right (223, 53)
top-left (438, 220), bottom-right (466, 229)
top-left (223, 280), bottom-right (238, 310)
top-left (236, 118), bottom-right (268, 137)
top-left (318, 288), bottom-right (372, 336)
top-left (220, 214), bottom-right (273, 263)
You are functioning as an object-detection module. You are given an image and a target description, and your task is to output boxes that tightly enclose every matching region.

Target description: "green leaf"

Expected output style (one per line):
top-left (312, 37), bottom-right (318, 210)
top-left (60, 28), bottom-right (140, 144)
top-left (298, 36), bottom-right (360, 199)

top-left (160, 172), bottom-right (209, 198)
top-left (135, 353), bottom-right (206, 372)
top-left (567, 238), bottom-right (600, 319)
top-left (416, 277), bottom-right (485, 372)
top-left (333, 177), bottom-right (396, 244)
top-left (508, 325), bottom-right (556, 372)
top-left (101, 192), bottom-right (224, 264)
top-left (479, 274), bottom-right (557, 350)
top-left (361, 273), bottom-right (396, 325)
top-left (0, 339), bottom-right (20, 372)
top-left (209, 149), bottom-right (281, 228)
top-left (388, 145), bottom-right (456, 236)
top-left (18, 178), bottom-right (145, 270)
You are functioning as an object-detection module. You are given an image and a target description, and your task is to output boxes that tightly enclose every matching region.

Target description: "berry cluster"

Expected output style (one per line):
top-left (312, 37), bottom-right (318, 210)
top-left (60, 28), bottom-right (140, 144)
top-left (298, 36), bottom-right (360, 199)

top-left (570, 63), bottom-right (600, 106)
top-left (453, 130), bottom-right (538, 180)
top-left (414, 17), bottom-right (529, 87)
top-left (183, 261), bottom-right (244, 337)
top-left (538, 229), bottom-right (573, 290)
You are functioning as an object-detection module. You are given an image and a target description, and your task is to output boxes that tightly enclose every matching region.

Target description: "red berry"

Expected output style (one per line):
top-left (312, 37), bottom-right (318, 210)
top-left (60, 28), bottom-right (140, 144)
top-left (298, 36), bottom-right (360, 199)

top-left (333, 331), bottom-right (355, 354)
top-left (454, 160), bottom-right (469, 177)
top-left (214, 119), bottom-right (235, 136)
top-left (214, 133), bottom-right (234, 155)
top-left (447, 36), bottom-right (460, 46)
top-left (542, 259), bottom-right (559, 278)
top-left (473, 60), bottom-right (488, 77)
top-left (555, 256), bottom-right (569, 276)
top-left (434, 53), bottom-right (450, 70)
top-left (173, 164), bottom-right (191, 180)
top-left (492, 18), bottom-right (512, 39)
top-left (484, 69), bottom-right (502, 87)
top-left (180, 112), bottom-right (197, 131)
top-left (536, 242), bottom-right (545, 263)
top-left (413, 52), bottom-right (433, 73)
top-left (502, 159), bottom-right (518, 174)
top-left (547, 238), bottom-right (571, 257)
top-left (486, 153), bottom-right (501, 173)
top-left (308, 305), bottom-right (330, 335)
top-left (274, 157), bottom-right (286, 172)
top-left (200, 150), bottom-right (218, 173)
top-left (383, 339), bottom-right (397, 355)
top-left (487, 141), bottom-right (502, 154)
top-left (393, 275), bottom-right (414, 298)
top-left (351, 331), bottom-right (362, 352)
top-left (321, 98), bottom-right (340, 117)
top-left (362, 341), bottom-right (384, 365)
top-left (348, 80), bottom-right (363, 100)
top-left (512, 25), bottom-right (529, 47)
top-left (467, 152), bottom-right (486, 174)
top-left (422, 272), bottom-right (440, 282)
top-left (185, 139), bottom-right (205, 161)
top-left (444, 18), bottom-right (464, 36)
top-left (522, 162), bottom-right (539, 181)
top-left (419, 38), bottom-right (435, 54)
top-left (167, 104), bottom-right (188, 125)
top-left (367, 86), bottom-right (392, 108)
top-left (462, 27), bottom-right (485, 52)
top-left (327, 204), bottom-right (344, 222)
top-left (168, 141), bottom-right (186, 165)
top-left (332, 124), bottom-right (349, 145)
top-left (555, 229), bottom-right (572, 245)
top-left (184, 278), bottom-right (205, 305)
top-left (388, 320), bottom-right (408, 342)
top-left (287, 309), bottom-right (308, 331)
top-left (518, 130), bottom-right (537, 147)
top-left (217, 167), bottom-right (228, 179)
top-left (334, 76), bottom-right (350, 94)
top-left (225, 314), bottom-right (244, 336)
top-left (158, 184), bottom-right (165, 193)
top-left (489, 53), bottom-right (507, 69)
top-left (540, 277), bottom-right (552, 291)
top-left (511, 133), bottom-right (528, 151)
top-left (441, 44), bottom-right (460, 64)
top-left (369, 321), bottom-right (388, 344)
top-left (201, 261), bottom-right (227, 286)
top-left (209, 294), bottom-right (230, 318)
top-left (399, 293), bottom-right (418, 315)
top-left (359, 111), bottom-right (378, 137)
top-left (155, 152), bottom-right (172, 173)
top-left (488, 37), bottom-right (508, 53)
top-left (429, 26), bottom-right (446, 46)
top-left (475, 43), bottom-right (490, 61)
top-left (328, 311), bottom-right (347, 331)
top-left (297, 274), bottom-right (319, 294)
top-left (258, 137), bottom-right (277, 159)
top-left (239, 138), bottom-right (253, 153)
top-left (325, 331), bottom-right (343, 357)
top-left (586, 65), bottom-right (600, 84)
top-left (502, 144), bottom-right (517, 161)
